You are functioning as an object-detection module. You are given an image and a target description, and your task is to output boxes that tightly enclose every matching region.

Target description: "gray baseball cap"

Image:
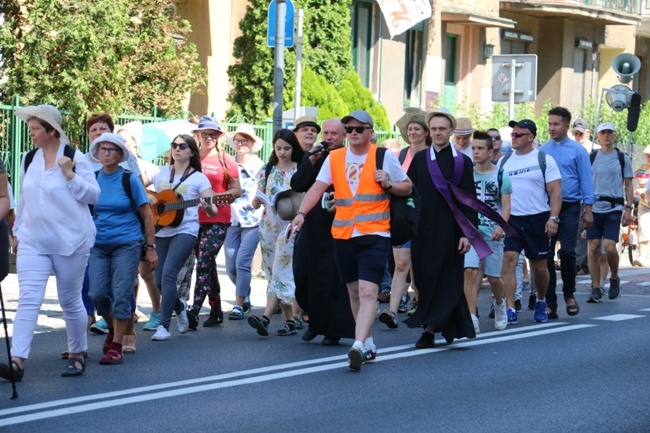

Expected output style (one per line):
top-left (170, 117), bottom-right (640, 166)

top-left (341, 110), bottom-right (374, 127)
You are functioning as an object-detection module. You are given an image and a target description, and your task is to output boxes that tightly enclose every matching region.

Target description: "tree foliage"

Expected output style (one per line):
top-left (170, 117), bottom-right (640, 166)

top-left (228, 0), bottom-right (382, 124)
top-left (0, 0), bottom-right (204, 139)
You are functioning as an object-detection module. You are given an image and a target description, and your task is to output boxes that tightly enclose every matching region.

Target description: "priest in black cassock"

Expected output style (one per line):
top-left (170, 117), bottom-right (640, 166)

top-left (291, 118), bottom-right (355, 345)
top-left (404, 108), bottom-right (478, 347)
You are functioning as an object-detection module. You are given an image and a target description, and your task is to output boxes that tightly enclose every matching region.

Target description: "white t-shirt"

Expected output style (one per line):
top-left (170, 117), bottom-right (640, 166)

top-left (150, 166), bottom-right (212, 238)
top-left (316, 146), bottom-right (408, 237)
top-left (499, 149), bottom-right (561, 216)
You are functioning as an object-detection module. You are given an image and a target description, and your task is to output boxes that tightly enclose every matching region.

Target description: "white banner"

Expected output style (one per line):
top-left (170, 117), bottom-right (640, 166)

top-left (377, 0), bottom-right (432, 39)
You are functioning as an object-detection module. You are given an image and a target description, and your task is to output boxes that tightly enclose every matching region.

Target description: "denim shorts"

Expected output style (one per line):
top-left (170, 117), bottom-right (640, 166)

top-left (586, 211), bottom-right (622, 242)
top-left (89, 241), bottom-right (142, 319)
top-left (465, 239), bottom-right (505, 277)
top-left (333, 236), bottom-right (390, 285)
top-left (504, 212), bottom-right (551, 260)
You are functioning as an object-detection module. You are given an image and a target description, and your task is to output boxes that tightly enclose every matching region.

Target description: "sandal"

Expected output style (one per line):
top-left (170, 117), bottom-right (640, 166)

top-left (103, 330), bottom-right (114, 355)
top-left (99, 348), bottom-right (123, 365)
top-left (122, 334), bottom-right (137, 354)
top-left (60, 350), bottom-right (89, 360)
top-left (566, 298), bottom-right (580, 317)
top-left (61, 357), bottom-right (86, 377)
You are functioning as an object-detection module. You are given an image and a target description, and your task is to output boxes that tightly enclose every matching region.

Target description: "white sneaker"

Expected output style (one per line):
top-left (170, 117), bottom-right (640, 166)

top-left (177, 299), bottom-right (189, 334)
top-left (471, 314), bottom-right (480, 334)
top-left (494, 300), bottom-right (507, 330)
top-left (151, 325), bottom-right (172, 341)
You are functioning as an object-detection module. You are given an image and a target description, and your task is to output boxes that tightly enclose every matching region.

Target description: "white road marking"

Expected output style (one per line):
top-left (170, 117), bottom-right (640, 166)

top-left (638, 282), bottom-right (650, 286)
top-left (592, 314), bottom-right (645, 321)
top-left (640, 308), bottom-right (650, 311)
top-left (0, 323), bottom-right (594, 427)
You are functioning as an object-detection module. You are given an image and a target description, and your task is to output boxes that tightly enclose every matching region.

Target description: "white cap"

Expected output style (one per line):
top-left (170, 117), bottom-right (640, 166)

top-left (596, 122), bottom-right (616, 134)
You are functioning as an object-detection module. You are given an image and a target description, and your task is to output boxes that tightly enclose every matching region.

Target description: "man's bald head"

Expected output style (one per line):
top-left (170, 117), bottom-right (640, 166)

top-left (322, 118), bottom-right (346, 150)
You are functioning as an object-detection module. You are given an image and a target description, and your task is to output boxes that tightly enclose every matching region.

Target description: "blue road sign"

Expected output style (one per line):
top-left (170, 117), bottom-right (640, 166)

top-left (267, 0), bottom-right (295, 48)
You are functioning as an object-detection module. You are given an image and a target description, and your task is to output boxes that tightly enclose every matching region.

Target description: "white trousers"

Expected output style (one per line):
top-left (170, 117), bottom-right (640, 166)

top-left (12, 246), bottom-right (90, 359)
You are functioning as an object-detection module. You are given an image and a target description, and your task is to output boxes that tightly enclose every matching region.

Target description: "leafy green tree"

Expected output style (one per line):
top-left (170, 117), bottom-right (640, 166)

top-left (0, 0), bottom-right (203, 141)
top-left (339, 71), bottom-right (391, 131)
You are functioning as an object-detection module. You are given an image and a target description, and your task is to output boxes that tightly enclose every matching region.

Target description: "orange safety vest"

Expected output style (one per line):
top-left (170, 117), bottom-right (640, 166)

top-left (330, 145), bottom-right (390, 240)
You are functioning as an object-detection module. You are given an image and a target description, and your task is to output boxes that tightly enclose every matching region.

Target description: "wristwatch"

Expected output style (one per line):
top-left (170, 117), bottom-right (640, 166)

top-left (549, 216), bottom-right (560, 224)
top-left (146, 244), bottom-right (156, 249)
top-left (384, 181), bottom-right (393, 190)
top-left (625, 205), bottom-right (634, 210)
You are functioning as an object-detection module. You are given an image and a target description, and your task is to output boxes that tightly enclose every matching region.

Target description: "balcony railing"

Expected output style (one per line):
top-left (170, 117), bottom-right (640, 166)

top-left (581, 0), bottom-right (641, 14)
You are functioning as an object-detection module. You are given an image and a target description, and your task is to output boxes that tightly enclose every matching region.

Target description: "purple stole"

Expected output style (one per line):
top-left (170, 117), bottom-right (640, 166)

top-left (426, 146), bottom-right (515, 259)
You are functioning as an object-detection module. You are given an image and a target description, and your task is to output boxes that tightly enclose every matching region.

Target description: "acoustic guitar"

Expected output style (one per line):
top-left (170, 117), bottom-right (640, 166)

top-left (148, 190), bottom-right (235, 228)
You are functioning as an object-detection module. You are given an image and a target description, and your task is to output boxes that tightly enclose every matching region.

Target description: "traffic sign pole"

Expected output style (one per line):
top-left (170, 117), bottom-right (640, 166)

top-left (273, 0), bottom-right (286, 134)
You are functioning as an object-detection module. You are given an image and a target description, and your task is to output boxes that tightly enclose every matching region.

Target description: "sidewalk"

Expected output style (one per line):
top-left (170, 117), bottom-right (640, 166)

top-left (0, 252), bottom-right (269, 337)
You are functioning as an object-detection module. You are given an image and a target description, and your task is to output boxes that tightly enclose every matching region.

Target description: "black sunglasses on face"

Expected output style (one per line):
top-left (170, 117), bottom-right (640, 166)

top-left (171, 142), bottom-right (190, 150)
top-left (490, 135), bottom-right (501, 141)
top-left (344, 126), bottom-right (372, 134)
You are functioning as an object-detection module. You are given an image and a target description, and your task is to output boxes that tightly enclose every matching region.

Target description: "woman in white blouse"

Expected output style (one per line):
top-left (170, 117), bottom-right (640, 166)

top-left (0, 105), bottom-right (100, 381)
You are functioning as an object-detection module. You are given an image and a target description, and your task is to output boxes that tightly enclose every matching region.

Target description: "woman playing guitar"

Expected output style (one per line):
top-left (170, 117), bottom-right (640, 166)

top-left (143, 134), bottom-right (217, 341)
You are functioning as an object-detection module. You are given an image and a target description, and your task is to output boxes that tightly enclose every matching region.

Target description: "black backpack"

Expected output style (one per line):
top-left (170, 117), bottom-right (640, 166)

top-left (24, 144), bottom-right (77, 173)
top-left (92, 170), bottom-right (144, 233)
top-left (375, 147), bottom-right (420, 246)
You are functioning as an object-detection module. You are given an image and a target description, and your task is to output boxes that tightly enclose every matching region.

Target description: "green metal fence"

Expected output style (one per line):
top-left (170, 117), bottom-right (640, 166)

top-left (0, 99), bottom-right (403, 200)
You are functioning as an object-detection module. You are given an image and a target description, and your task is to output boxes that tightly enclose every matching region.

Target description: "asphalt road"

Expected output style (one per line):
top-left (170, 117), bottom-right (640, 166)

top-left (0, 263), bottom-right (648, 432)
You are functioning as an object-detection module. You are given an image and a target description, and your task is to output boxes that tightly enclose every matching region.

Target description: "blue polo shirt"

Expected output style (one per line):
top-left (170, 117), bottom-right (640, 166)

top-left (540, 137), bottom-right (595, 205)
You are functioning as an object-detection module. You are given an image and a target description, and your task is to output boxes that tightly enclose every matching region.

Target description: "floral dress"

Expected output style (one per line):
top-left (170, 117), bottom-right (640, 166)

top-left (257, 163), bottom-right (298, 304)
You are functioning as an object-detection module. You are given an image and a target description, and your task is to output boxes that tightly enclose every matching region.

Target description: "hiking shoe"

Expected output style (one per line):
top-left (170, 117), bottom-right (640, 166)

top-left (151, 325), bottom-right (172, 341)
top-left (276, 321), bottom-right (297, 336)
top-left (488, 304), bottom-right (495, 319)
top-left (248, 315), bottom-right (269, 336)
top-left (534, 300), bottom-right (548, 323)
top-left (587, 287), bottom-right (604, 303)
top-left (177, 300), bottom-right (189, 334)
top-left (415, 331), bottom-right (435, 348)
top-left (143, 312), bottom-right (161, 331)
top-left (407, 301), bottom-right (418, 316)
top-left (228, 306), bottom-right (244, 320)
top-left (242, 301), bottom-right (251, 315)
top-left (378, 309), bottom-right (399, 329)
top-left (608, 277), bottom-right (621, 300)
top-left (494, 301), bottom-right (507, 330)
top-left (514, 299), bottom-right (522, 313)
top-left (398, 294), bottom-right (409, 313)
top-left (90, 317), bottom-right (109, 334)
top-left (187, 309), bottom-right (199, 329)
top-left (507, 308), bottom-right (518, 325)
top-left (471, 314), bottom-right (480, 334)
top-left (528, 294), bottom-right (537, 310)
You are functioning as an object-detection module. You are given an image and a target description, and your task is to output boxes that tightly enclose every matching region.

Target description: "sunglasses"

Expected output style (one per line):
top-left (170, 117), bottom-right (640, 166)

top-left (98, 147), bottom-right (118, 154)
top-left (200, 132), bottom-right (220, 140)
top-left (510, 132), bottom-right (531, 138)
top-left (171, 141), bottom-right (190, 150)
top-left (489, 135), bottom-right (501, 141)
top-left (344, 126), bottom-right (372, 134)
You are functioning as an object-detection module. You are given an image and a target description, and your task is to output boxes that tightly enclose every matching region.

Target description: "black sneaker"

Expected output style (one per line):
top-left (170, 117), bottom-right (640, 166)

top-left (528, 294), bottom-right (536, 310)
top-left (587, 287), bottom-right (604, 303)
top-left (415, 331), bottom-right (435, 349)
top-left (608, 278), bottom-right (621, 300)
top-left (514, 299), bottom-right (522, 313)
top-left (187, 309), bottom-right (199, 330)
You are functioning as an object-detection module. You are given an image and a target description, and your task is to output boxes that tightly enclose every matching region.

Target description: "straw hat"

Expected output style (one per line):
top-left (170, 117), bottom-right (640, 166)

top-left (274, 189), bottom-right (304, 221)
top-left (227, 123), bottom-right (264, 153)
top-left (396, 108), bottom-right (427, 144)
top-left (425, 107), bottom-right (457, 129)
top-left (294, 116), bottom-right (321, 133)
top-left (454, 117), bottom-right (474, 135)
top-left (15, 104), bottom-right (69, 144)
top-left (90, 132), bottom-right (130, 163)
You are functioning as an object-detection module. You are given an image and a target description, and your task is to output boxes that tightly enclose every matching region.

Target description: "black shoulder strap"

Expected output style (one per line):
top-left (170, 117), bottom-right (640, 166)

top-left (497, 168), bottom-right (503, 194)
top-left (589, 150), bottom-right (597, 165)
top-left (376, 146), bottom-right (387, 170)
top-left (538, 150), bottom-right (547, 185)
top-left (265, 163), bottom-right (273, 181)
top-left (398, 147), bottom-right (409, 164)
top-left (614, 147), bottom-right (625, 181)
top-left (23, 149), bottom-right (37, 173)
top-left (25, 145), bottom-right (77, 173)
top-left (498, 151), bottom-right (513, 170)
